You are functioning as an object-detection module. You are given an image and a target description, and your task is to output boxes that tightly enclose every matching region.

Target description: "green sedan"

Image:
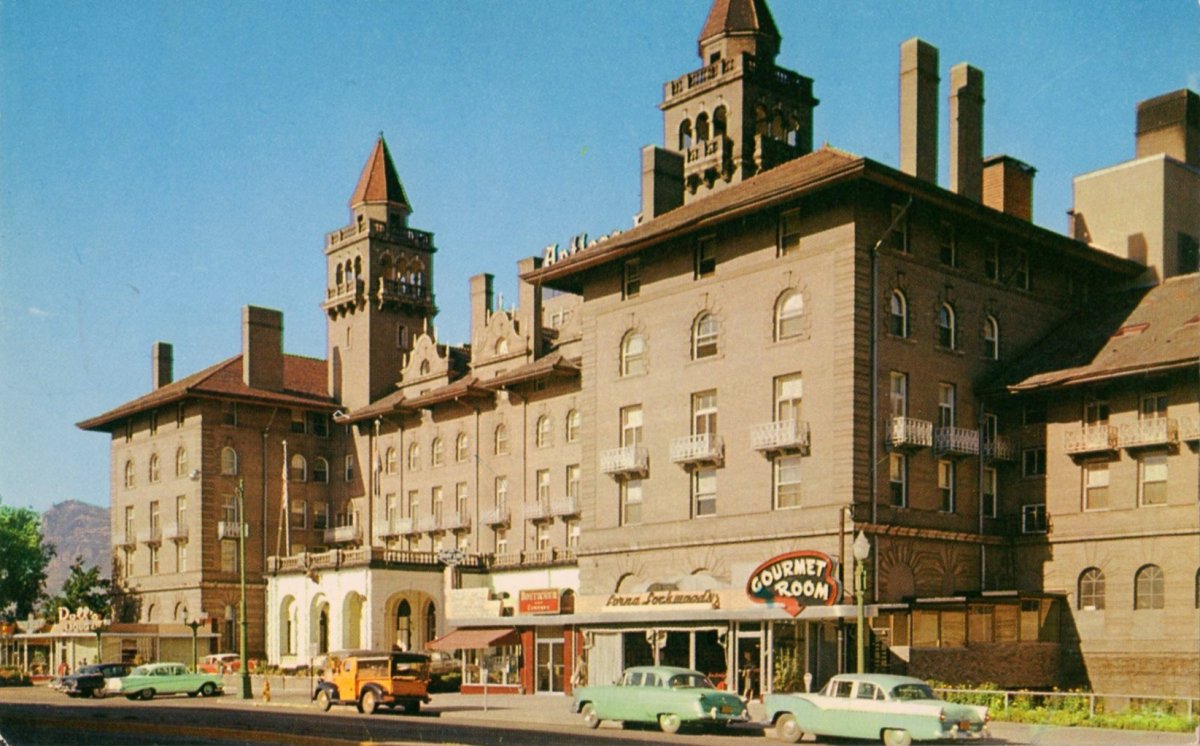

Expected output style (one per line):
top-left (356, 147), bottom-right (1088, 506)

top-left (104, 662), bottom-right (225, 701)
top-left (764, 673), bottom-right (988, 745)
top-left (573, 665), bottom-right (748, 734)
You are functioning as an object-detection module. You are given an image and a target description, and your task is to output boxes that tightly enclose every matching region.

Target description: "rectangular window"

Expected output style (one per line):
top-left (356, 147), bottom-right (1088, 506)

top-left (1140, 392), bottom-right (1168, 420)
top-left (938, 460), bottom-right (955, 512)
top-left (1140, 453), bottom-right (1168, 506)
top-left (1084, 396), bottom-right (1110, 425)
top-left (984, 238), bottom-right (999, 281)
top-left (176, 542), bottom-right (186, 572)
top-left (566, 519), bottom-right (580, 548)
top-left (344, 455), bottom-right (355, 482)
top-left (494, 477), bottom-right (508, 509)
top-left (693, 468), bottom-right (717, 516)
top-left (566, 464), bottom-right (580, 499)
top-left (385, 494), bottom-right (397, 532)
top-left (938, 382), bottom-right (956, 427)
top-left (982, 413), bottom-right (998, 444)
top-left (1083, 462), bottom-right (1109, 510)
top-left (779, 209), bottom-right (802, 255)
top-left (1178, 232), bottom-right (1199, 274)
top-left (620, 405), bottom-right (643, 447)
top-left (623, 258), bottom-right (641, 299)
top-left (149, 411), bottom-right (159, 436)
top-left (222, 401), bottom-right (237, 426)
top-left (622, 479), bottom-right (643, 525)
top-left (969, 605), bottom-right (995, 644)
top-left (694, 236), bottom-right (716, 278)
top-left (148, 545), bottom-right (159, 575)
top-left (775, 373), bottom-right (803, 422)
top-left (405, 490), bottom-right (418, 518)
top-left (1022, 504), bottom-right (1047, 534)
top-left (149, 500), bottom-right (160, 534)
top-left (220, 540), bottom-right (238, 573)
top-left (889, 204), bottom-right (909, 253)
top-left (431, 486), bottom-right (444, 519)
top-left (290, 498), bottom-right (308, 528)
top-left (536, 469), bottom-right (550, 502)
top-left (495, 528), bottom-right (508, 555)
top-left (692, 390), bottom-right (718, 435)
top-left (176, 495), bottom-right (186, 530)
top-left (938, 222), bottom-right (956, 266)
top-left (1014, 249), bottom-right (1030, 290)
top-left (982, 467), bottom-right (997, 518)
top-left (397, 324), bottom-right (409, 350)
top-left (888, 453), bottom-right (907, 507)
top-left (1022, 447), bottom-right (1047, 477)
top-left (774, 455), bottom-right (802, 509)
top-left (290, 410), bottom-right (307, 434)
top-left (912, 609), bottom-right (938, 646)
top-left (124, 420), bottom-right (132, 442)
top-left (176, 402), bottom-right (185, 428)
top-left (889, 372), bottom-right (908, 418)
top-left (308, 412), bottom-right (330, 437)
top-left (123, 506), bottom-right (135, 543)
top-left (535, 523), bottom-right (550, 550)
top-left (456, 482), bottom-right (468, 516)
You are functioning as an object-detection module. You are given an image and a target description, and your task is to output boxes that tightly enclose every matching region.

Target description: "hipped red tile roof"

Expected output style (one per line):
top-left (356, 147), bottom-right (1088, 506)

top-left (350, 136), bottom-right (410, 209)
top-left (77, 355), bottom-right (335, 431)
top-left (699, 0), bottom-right (780, 43)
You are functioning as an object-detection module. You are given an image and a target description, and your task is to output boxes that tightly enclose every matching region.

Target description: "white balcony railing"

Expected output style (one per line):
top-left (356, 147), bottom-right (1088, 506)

top-left (442, 512), bottom-right (471, 531)
top-left (162, 523), bottom-right (188, 542)
top-left (415, 515), bottom-right (440, 533)
top-left (982, 436), bottom-right (1016, 462)
top-left (395, 517), bottom-right (416, 535)
top-left (377, 519), bottom-right (401, 540)
top-left (1118, 418), bottom-right (1178, 449)
top-left (137, 526), bottom-right (162, 545)
top-left (217, 521), bottom-right (248, 540)
top-left (888, 417), bottom-right (932, 449)
top-left (551, 495), bottom-right (581, 517)
top-left (116, 531), bottom-right (136, 548)
top-left (323, 524), bottom-right (360, 544)
top-left (750, 419), bottom-right (810, 453)
top-left (526, 500), bottom-right (553, 521)
top-left (1063, 424), bottom-right (1117, 455)
top-left (934, 427), bottom-right (980, 456)
top-left (669, 433), bottom-right (725, 466)
top-left (599, 445), bottom-right (649, 476)
top-left (481, 507), bottom-right (510, 527)
top-left (1178, 416), bottom-right (1200, 442)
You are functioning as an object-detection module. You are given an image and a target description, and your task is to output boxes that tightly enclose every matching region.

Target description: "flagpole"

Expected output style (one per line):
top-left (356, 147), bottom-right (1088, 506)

top-left (282, 439), bottom-right (290, 553)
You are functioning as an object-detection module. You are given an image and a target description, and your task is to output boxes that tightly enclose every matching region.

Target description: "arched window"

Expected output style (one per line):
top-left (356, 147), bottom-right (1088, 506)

top-left (536, 416), bottom-right (552, 448)
top-left (620, 331), bottom-right (647, 376)
top-left (1078, 567), bottom-right (1105, 610)
top-left (353, 256), bottom-right (362, 282)
top-left (889, 290), bottom-right (908, 338)
top-left (566, 410), bottom-right (581, 443)
top-left (937, 303), bottom-right (957, 350)
top-left (775, 291), bottom-right (805, 340)
top-left (755, 104), bottom-right (769, 137)
top-left (1135, 564), bottom-right (1165, 609)
top-left (124, 460), bottom-right (135, 489)
top-left (395, 600), bottom-right (412, 651)
top-left (175, 447), bottom-right (188, 478)
top-left (494, 424), bottom-right (510, 455)
top-left (692, 313), bottom-right (719, 358)
top-left (313, 457), bottom-right (329, 484)
top-left (695, 112), bottom-right (710, 141)
top-left (431, 437), bottom-right (444, 467)
top-left (984, 315), bottom-right (1000, 360)
top-left (712, 106), bottom-right (727, 138)
top-left (281, 598), bottom-right (296, 656)
top-left (220, 447), bottom-right (238, 476)
top-left (407, 442), bottom-right (421, 471)
top-left (424, 601), bottom-right (437, 645)
top-left (289, 453), bottom-right (307, 482)
top-left (419, 360), bottom-right (431, 375)
top-left (455, 433), bottom-right (469, 462)
top-left (385, 447), bottom-right (397, 475)
top-left (679, 119), bottom-right (693, 150)
top-left (344, 260), bottom-right (353, 285)
top-left (335, 264), bottom-right (344, 286)
top-left (494, 337), bottom-right (509, 355)
top-left (380, 253), bottom-right (394, 281)
top-left (318, 606), bottom-right (329, 654)
top-left (148, 454), bottom-right (160, 483)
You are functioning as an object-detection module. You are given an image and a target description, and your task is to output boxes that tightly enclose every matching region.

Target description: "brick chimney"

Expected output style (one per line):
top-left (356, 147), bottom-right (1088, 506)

top-left (983, 155), bottom-right (1036, 221)
top-left (949, 63), bottom-right (984, 201)
top-left (152, 342), bottom-right (173, 390)
top-left (470, 273), bottom-right (494, 350)
top-left (1135, 89), bottom-right (1200, 167)
top-left (242, 306), bottom-right (284, 391)
top-left (516, 257), bottom-right (543, 357)
top-left (640, 145), bottom-right (684, 222)
top-left (900, 38), bottom-right (939, 183)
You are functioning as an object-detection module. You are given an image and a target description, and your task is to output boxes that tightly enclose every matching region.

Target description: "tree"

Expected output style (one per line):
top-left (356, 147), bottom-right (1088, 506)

top-left (0, 498), bottom-right (56, 619)
top-left (44, 556), bottom-right (112, 621)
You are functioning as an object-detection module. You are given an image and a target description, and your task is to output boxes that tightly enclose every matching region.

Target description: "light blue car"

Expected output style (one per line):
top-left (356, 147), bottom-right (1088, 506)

top-left (104, 662), bottom-right (224, 701)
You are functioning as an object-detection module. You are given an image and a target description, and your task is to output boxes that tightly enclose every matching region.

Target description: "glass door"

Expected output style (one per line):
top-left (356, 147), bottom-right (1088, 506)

top-left (535, 637), bottom-right (564, 693)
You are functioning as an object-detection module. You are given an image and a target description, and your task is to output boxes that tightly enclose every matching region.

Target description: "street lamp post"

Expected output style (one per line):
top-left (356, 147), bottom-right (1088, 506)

top-left (235, 478), bottom-right (252, 699)
top-left (852, 531), bottom-right (871, 674)
top-left (186, 618), bottom-right (203, 673)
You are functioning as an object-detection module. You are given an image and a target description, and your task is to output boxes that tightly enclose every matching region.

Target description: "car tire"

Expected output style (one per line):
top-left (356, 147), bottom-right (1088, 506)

top-left (581, 703), bottom-right (601, 729)
top-left (91, 689), bottom-right (105, 699)
top-left (882, 728), bottom-right (912, 746)
top-left (315, 689), bottom-right (332, 712)
top-left (200, 682), bottom-right (217, 697)
top-left (658, 713), bottom-right (682, 734)
top-left (139, 689), bottom-right (155, 701)
top-left (774, 713), bottom-right (803, 743)
top-left (360, 689), bottom-right (379, 715)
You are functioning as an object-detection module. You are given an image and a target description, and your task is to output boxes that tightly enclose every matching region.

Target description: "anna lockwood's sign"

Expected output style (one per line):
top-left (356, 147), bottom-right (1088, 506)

top-left (603, 589), bottom-right (721, 611)
top-left (746, 550), bottom-right (842, 617)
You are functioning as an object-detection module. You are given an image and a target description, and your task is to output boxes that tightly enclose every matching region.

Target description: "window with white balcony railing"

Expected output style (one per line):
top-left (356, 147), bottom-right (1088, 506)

top-left (600, 445), bottom-right (648, 476)
top-left (888, 417), bottom-right (932, 449)
top-left (751, 419), bottom-right (810, 453)
top-left (482, 506), bottom-right (510, 527)
top-left (669, 433), bottom-right (724, 465)
top-left (1063, 424), bottom-right (1117, 454)
top-left (934, 426), bottom-right (979, 456)
top-left (1119, 418), bottom-right (1178, 449)
top-left (551, 495), bottom-right (580, 517)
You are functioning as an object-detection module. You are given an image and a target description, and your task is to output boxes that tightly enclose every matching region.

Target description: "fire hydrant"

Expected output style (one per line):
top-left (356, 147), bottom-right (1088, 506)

top-left (262, 679), bottom-right (271, 703)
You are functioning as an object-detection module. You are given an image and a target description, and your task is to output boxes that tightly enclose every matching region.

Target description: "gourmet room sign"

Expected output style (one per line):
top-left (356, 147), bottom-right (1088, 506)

top-left (746, 550), bottom-right (842, 617)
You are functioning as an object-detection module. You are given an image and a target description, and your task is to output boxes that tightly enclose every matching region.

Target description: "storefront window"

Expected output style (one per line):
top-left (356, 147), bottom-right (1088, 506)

top-left (771, 621), bottom-right (807, 693)
top-left (462, 644), bottom-right (520, 686)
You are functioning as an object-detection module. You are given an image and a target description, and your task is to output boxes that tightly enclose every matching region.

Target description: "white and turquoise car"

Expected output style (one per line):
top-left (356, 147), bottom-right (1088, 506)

top-left (104, 662), bottom-right (224, 701)
top-left (573, 665), bottom-right (748, 734)
top-left (764, 673), bottom-right (988, 745)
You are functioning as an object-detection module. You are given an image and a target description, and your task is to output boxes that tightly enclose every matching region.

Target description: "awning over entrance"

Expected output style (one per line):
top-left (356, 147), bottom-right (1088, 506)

top-left (427, 627), bottom-right (518, 651)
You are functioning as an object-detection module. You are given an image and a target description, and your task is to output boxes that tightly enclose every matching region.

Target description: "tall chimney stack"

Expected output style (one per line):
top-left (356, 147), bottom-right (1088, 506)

top-left (516, 257), bottom-right (544, 357)
top-left (950, 63), bottom-right (984, 201)
top-left (242, 306), bottom-right (284, 391)
top-left (470, 273), bottom-right (494, 350)
top-left (900, 38), bottom-right (939, 182)
top-left (640, 145), bottom-right (684, 222)
top-left (152, 342), bottom-right (173, 390)
top-left (1135, 89), bottom-right (1200, 168)
top-left (983, 155), bottom-right (1036, 221)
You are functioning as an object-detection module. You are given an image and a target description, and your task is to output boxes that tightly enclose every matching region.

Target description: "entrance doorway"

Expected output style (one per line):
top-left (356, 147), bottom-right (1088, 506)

top-left (535, 634), bottom-right (564, 693)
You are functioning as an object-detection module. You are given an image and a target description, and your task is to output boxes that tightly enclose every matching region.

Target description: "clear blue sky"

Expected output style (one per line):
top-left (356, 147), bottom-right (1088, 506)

top-left (1, 1), bottom-right (1196, 514)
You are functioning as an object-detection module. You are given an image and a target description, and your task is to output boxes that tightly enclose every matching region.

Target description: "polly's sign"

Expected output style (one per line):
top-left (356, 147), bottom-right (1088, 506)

top-left (746, 550), bottom-right (841, 617)
top-left (55, 606), bottom-right (104, 633)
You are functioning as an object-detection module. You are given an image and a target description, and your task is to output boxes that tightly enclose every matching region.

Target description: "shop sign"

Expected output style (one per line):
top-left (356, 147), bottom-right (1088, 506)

top-left (54, 606), bottom-right (104, 633)
top-left (603, 589), bottom-right (721, 611)
top-left (518, 589), bottom-right (560, 615)
top-left (746, 550), bottom-right (841, 617)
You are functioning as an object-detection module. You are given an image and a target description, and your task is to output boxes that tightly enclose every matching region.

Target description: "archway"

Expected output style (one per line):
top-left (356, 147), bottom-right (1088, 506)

top-left (342, 592), bottom-right (365, 650)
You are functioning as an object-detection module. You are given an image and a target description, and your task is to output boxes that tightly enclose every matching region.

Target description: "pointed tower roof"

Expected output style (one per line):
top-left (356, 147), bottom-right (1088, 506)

top-left (698, 0), bottom-right (781, 47)
top-left (349, 135), bottom-right (410, 210)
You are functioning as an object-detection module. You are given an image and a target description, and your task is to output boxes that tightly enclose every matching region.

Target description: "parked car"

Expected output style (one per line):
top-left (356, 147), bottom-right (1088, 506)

top-left (58, 663), bottom-right (132, 698)
top-left (198, 653), bottom-right (241, 674)
top-left (313, 650), bottom-right (431, 715)
top-left (572, 665), bottom-right (748, 734)
top-left (764, 673), bottom-right (989, 745)
top-left (104, 662), bottom-right (225, 701)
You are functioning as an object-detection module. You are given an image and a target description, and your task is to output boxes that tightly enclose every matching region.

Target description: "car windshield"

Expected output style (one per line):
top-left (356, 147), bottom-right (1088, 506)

top-left (668, 673), bottom-right (714, 689)
top-left (890, 683), bottom-right (937, 701)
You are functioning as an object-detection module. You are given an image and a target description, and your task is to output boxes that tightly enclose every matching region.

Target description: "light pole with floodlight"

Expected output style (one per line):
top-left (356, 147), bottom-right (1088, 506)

top-left (853, 531), bottom-right (871, 674)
